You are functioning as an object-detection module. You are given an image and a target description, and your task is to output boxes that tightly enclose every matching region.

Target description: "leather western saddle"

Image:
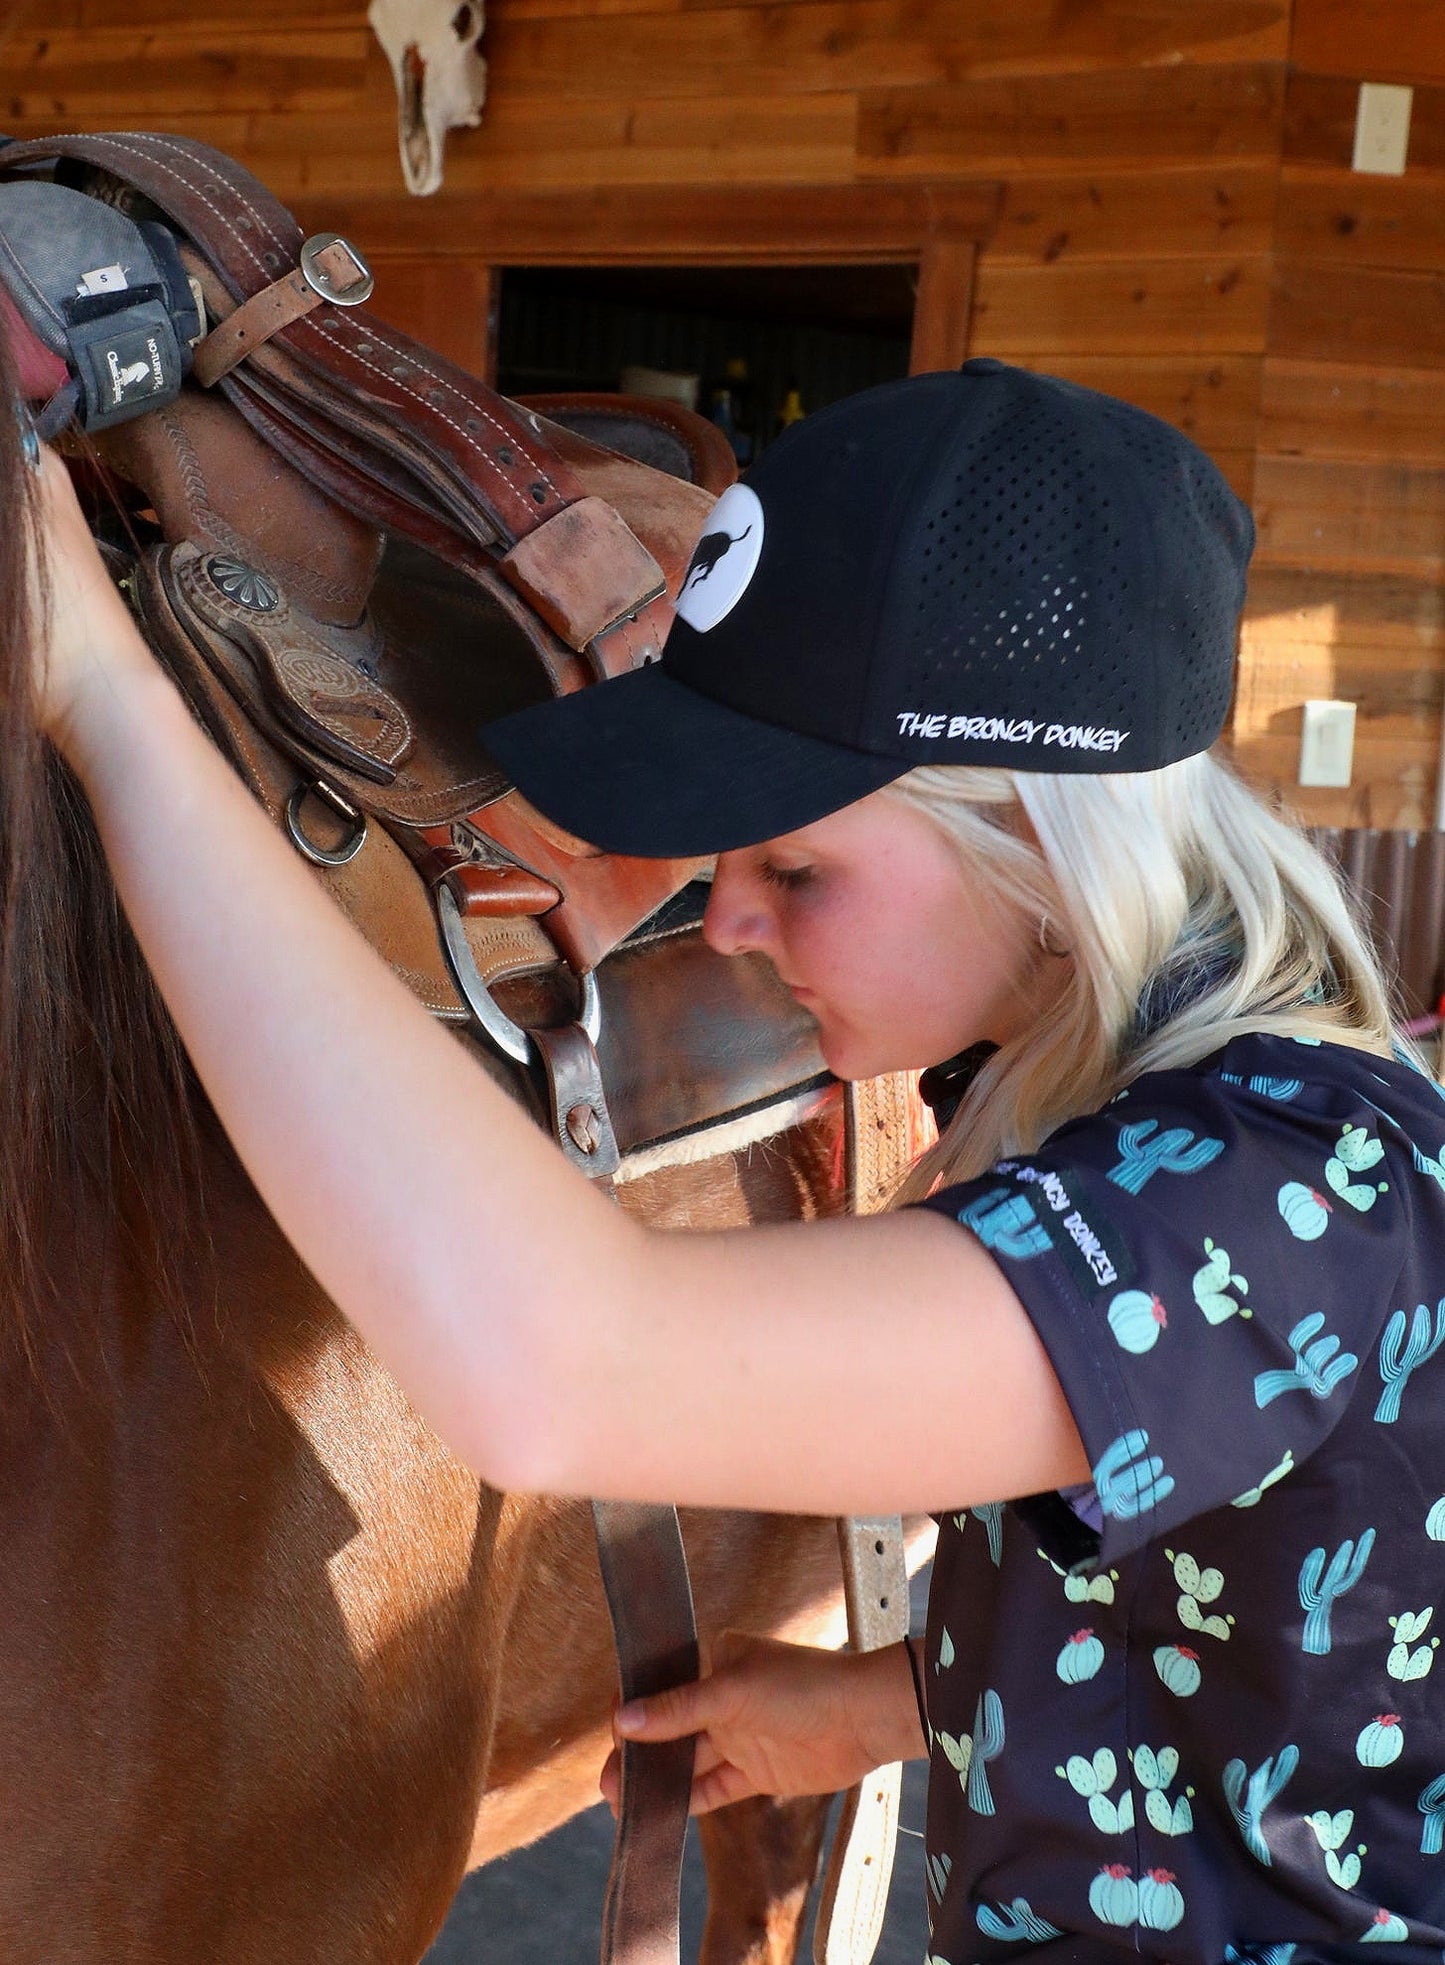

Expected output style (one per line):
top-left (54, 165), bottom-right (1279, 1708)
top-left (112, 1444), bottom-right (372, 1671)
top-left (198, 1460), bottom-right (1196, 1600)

top-left (0, 132), bottom-right (925, 1965)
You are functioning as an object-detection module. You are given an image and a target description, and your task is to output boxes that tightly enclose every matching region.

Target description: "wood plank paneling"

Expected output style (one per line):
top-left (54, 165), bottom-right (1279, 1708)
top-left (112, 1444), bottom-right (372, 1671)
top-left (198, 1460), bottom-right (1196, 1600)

top-left (1253, 456), bottom-right (1445, 577)
top-left (1290, 0), bottom-right (1445, 87)
top-left (972, 256), bottom-right (1271, 356)
top-left (1, 34), bottom-right (366, 119)
top-left (483, 0), bottom-right (1290, 101)
top-left (991, 166), bottom-right (1276, 263)
top-left (1278, 168), bottom-right (1445, 275)
top-left (1271, 261), bottom-right (1445, 370)
top-left (859, 64), bottom-right (1285, 175)
top-left (1260, 360), bottom-right (1445, 466)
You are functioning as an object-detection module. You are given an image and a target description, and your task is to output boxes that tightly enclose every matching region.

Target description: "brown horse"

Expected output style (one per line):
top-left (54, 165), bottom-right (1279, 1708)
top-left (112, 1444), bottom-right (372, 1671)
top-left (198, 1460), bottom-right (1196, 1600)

top-left (0, 329), bottom-right (936, 1960)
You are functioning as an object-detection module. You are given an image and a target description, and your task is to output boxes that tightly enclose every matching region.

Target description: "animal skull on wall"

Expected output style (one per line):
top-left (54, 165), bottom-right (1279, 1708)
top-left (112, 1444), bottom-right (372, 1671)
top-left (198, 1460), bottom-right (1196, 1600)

top-left (368, 0), bottom-right (488, 197)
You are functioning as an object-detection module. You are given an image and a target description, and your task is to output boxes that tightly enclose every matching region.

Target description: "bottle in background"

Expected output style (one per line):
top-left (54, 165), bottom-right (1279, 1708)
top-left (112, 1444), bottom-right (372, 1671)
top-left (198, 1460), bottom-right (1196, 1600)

top-left (776, 380), bottom-right (805, 435)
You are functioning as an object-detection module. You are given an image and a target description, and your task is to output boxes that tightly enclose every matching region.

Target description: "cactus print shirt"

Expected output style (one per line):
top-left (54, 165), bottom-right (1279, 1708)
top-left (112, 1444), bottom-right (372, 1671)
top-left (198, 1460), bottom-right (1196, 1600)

top-left (917, 1032), bottom-right (1445, 1965)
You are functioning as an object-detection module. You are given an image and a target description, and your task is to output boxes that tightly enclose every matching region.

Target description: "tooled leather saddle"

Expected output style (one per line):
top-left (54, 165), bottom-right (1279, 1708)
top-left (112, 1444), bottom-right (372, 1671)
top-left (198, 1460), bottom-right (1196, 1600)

top-left (0, 130), bottom-right (927, 1965)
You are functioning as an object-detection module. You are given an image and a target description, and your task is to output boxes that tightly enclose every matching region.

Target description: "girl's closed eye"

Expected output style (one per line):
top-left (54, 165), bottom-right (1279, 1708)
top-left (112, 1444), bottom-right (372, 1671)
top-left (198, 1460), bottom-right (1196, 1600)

top-left (758, 861), bottom-right (815, 893)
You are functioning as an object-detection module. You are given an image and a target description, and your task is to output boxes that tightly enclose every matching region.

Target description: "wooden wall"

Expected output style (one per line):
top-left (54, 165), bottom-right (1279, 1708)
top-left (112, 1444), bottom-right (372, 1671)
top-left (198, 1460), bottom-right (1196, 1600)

top-left (0, 0), bottom-right (1441, 826)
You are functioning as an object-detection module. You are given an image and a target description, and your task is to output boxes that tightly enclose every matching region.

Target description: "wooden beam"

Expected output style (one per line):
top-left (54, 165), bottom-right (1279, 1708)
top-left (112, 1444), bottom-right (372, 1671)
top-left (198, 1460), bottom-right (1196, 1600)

top-left (1285, 71), bottom-right (1445, 171)
top-left (971, 256), bottom-right (1271, 356)
top-left (1271, 260), bottom-right (1445, 370)
top-left (1260, 358), bottom-right (1445, 467)
top-left (299, 182), bottom-right (1001, 265)
top-left (910, 235), bottom-right (975, 373)
top-left (991, 166), bottom-right (1276, 264)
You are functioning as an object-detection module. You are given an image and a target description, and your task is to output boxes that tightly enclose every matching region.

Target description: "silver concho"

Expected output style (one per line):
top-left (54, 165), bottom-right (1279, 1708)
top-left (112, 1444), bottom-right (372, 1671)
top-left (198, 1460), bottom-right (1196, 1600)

top-left (206, 556), bottom-right (281, 613)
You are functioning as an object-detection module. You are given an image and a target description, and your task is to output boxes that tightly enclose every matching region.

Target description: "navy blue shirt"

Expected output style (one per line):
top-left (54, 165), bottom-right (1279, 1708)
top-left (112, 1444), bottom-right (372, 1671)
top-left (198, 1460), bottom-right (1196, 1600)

top-left (917, 1032), bottom-right (1445, 1965)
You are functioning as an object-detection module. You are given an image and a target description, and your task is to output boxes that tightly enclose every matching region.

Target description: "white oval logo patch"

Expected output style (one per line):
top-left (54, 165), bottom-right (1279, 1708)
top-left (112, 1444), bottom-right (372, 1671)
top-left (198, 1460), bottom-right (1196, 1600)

top-left (674, 484), bottom-right (764, 635)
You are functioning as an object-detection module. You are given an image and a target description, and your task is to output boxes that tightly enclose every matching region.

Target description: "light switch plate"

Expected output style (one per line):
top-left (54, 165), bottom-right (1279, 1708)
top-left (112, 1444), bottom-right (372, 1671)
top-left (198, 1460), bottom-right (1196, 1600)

top-left (1299, 699), bottom-right (1357, 788)
top-left (1353, 82), bottom-right (1413, 175)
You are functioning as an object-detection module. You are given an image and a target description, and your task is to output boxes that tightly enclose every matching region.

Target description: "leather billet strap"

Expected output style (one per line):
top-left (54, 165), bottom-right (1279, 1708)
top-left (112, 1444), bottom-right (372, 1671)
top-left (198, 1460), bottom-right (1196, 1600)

top-left (0, 134), bottom-right (674, 678)
top-left (592, 1500), bottom-right (700, 1965)
top-left (191, 233), bottom-right (373, 386)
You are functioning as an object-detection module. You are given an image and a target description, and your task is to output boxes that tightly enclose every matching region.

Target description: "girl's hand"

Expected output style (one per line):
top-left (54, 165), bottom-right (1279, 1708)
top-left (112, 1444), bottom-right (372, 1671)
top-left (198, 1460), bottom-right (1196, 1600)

top-left (28, 447), bottom-right (156, 754)
top-left (601, 1632), bottom-right (925, 1818)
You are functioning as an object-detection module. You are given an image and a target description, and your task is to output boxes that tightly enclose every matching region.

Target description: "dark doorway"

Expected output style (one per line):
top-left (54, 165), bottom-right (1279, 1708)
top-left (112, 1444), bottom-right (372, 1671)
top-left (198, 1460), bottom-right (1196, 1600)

top-left (497, 262), bottom-right (914, 465)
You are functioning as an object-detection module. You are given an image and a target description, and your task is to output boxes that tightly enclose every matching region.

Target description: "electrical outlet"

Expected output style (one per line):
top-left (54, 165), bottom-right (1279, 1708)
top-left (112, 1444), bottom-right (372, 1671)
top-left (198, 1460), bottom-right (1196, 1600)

top-left (1299, 700), bottom-right (1357, 789)
top-left (1353, 83), bottom-right (1413, 175)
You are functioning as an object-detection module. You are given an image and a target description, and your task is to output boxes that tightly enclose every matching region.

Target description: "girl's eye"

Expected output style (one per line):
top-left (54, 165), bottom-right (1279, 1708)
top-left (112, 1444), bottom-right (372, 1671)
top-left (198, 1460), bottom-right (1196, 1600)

top-left (758, 861), bottom-right (814, 892)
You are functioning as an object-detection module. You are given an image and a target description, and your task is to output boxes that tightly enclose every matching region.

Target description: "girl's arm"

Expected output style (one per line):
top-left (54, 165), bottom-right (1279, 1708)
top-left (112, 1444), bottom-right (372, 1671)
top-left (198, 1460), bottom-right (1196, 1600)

top-left (37, 454), bottom-right (1089, 1517)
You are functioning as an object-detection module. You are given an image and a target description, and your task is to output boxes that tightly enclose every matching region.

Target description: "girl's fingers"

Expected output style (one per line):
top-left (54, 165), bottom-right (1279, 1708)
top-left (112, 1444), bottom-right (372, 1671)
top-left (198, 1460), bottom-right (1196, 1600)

top-left (615, 1678), bottom-right (720, 1741)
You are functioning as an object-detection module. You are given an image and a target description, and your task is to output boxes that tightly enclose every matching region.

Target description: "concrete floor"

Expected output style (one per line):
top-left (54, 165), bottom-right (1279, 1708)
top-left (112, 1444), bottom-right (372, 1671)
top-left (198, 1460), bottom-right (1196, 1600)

top-left (426, 1567), bottom-right (932, 1965)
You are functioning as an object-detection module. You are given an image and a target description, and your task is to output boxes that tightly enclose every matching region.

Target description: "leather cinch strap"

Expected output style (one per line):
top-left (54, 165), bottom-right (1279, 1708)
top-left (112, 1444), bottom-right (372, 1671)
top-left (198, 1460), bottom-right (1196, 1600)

top-left (592, 1500), bottom-right (700, 1965)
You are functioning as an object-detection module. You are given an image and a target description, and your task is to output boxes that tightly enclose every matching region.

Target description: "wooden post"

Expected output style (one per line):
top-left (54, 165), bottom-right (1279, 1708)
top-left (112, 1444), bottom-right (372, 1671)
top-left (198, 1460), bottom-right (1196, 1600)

top-left (910, 234), bottom-right (978, 375)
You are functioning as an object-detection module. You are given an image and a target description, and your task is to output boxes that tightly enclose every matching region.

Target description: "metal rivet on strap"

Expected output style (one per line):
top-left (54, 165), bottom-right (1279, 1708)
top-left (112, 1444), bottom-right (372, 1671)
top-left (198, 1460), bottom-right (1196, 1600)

top-left (566, 1104), bottom-right (601, 1155)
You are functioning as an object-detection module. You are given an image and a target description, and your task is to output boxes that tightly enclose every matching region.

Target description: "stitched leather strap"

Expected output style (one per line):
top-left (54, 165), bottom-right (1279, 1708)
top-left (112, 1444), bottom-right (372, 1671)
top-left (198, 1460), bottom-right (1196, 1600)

top-left (0, 133), bottom-right (673, 669)
top-left (191, 238), bottom-right (371, 387)
top-left (592, 1501), bottom-right (700, 1965)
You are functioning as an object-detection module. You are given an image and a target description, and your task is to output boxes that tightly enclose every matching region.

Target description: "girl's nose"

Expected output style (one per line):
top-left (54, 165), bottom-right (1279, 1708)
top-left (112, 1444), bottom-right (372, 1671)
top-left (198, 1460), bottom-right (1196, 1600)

top-left (703, 859), bottom-right (773, 959)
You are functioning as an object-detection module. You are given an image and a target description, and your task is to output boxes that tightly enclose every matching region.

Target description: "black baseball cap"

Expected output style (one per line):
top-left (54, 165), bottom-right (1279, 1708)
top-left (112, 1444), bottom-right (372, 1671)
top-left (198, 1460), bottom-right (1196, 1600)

top-left (482, 360), bottom-right (1254, 857)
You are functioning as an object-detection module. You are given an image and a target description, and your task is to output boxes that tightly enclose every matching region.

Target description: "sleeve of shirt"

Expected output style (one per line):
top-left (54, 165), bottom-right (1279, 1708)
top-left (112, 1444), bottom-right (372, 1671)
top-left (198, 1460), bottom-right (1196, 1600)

top-left (918, 1058), bottom-right (1411, 1571)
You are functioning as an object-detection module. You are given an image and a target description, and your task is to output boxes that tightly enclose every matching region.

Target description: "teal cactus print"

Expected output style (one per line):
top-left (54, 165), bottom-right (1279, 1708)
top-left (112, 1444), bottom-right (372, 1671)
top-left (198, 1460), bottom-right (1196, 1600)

top-left (971, 1502), bottom-right (1004, 1566)
top-left (1056, 1747), bottom-right (1134, 1834)
top-left (1108, 1287), bottom-right (1167, 1352)
top-left (1412, 1141), bottom-right (1445, 1193)
top-left (1037, 1549), bottom-right (1118, 1604)
top-left (1056, 1629), bottom-right (1105, 1684)
top-left (1193, 1239), bottom-right (1252, 1325)
top-left (1254, 1313), bottom-right (1358, 1409)
top-left (1168, 1548), bottom-right (1234, 1641)
top-left (1154, 1644), bottom-right (1202, 1697)
top-left (1251, 1074), bottom-right (1305, 1100)
top-left (1428, 1497), bottom-right (1445, 1541)
top-left (1325, 1123), bottom-right (1389, 1211)
top-left (1308, 1808), bottom-right (1366, 1890)
top-left (1223, 1745), bottom-right (1299, 1865)
top-left (1094, 1429), bottom-right (1175, 1520)
top-left (1232, 1449), bottom-right (1296, 1509)
top-left (1374, 1298), bottom-right (1445, 1423)
top-left (1088, 1865), bottom-right (1138, 1928)
top-left (967, 1689), bottom-right (1005, 1816)
top-left (1357, 1714), bottom-right (1404, 1768)
top-left (975, 1899), bottom-right (1062, 1943)
top-left (1224, 1947), bottom-right (1296, 1965)
top-left (1386, 1607), bottom-right (1438, 1681)
top-left (958, 1189), bottom-right (1052, 1260)
top-left (1418, 1773), bottom-right (1445, 1854)
top-left (936, 1728), bottom-right (972, 1792)
top-left (1278, 1181), bottom-right (1332, 1241)
top-left (1137, 1869), bottom-right (1185, 1932)
top-left (1360, 1911), bottom-right (1409, 1942)
top-left (1107, 1119), bottom-right (1225, 1195)
top-left (1299, 1530), bottom-right (1375, 1655)
top-left (935, 1626), bottom-right (955, 1672)
top-left (1132, 1743), bottom-right (1195, 1836)
top-left (925, 1847), bottom-right (952, 1905)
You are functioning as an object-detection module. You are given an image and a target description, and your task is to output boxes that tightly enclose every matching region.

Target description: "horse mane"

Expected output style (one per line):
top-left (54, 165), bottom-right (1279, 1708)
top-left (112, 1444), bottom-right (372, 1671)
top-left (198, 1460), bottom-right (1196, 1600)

top-left (1, 346), bottom-right (208, 1365)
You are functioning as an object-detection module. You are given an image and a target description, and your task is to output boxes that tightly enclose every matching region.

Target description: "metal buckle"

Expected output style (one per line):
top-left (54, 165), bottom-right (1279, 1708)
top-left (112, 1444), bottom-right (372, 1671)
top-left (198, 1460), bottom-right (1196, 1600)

top-left (437, 881), bottom-right (601, 1067)
top-left (285, 781), bottom-right (367, 867)
top-left (299, 233), bottom-right (375, 307)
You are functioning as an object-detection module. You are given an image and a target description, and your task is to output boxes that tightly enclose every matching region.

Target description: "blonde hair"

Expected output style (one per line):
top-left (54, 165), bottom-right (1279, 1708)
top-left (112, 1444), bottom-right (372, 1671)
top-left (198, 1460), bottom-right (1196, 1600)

top-left (888, 752), bottom-right (1404, 1202)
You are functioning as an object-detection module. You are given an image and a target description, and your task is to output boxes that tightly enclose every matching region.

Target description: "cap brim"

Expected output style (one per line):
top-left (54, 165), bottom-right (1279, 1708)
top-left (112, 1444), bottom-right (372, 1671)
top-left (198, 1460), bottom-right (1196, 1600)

top-left (481, 665), bottom-right (905, 857)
